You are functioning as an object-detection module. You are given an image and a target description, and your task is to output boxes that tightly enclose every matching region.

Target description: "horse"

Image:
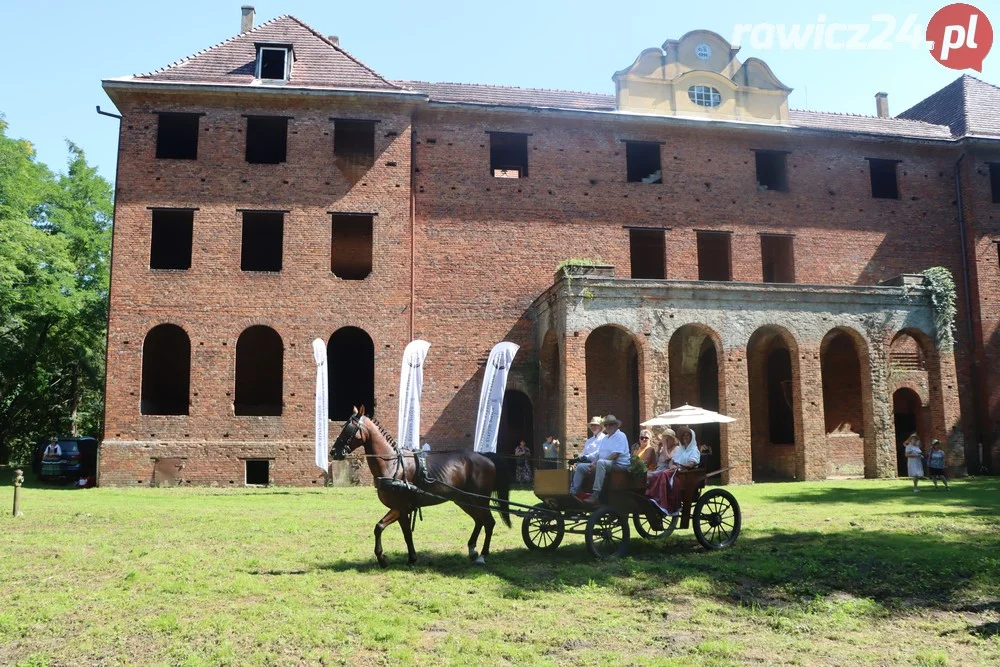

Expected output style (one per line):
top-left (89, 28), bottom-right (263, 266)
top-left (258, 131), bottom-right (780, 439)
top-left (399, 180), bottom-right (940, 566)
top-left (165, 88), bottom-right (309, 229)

top-left (331, 406), bottom-right (511, 568)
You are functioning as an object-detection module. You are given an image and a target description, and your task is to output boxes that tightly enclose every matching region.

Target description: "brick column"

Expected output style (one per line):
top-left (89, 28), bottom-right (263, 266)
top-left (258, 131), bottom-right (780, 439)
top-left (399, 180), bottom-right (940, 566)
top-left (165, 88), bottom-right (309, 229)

top-left (930, 349), bottom-right (965, 474)
top-left (865, 339), bottom-right (895, 478)
top-left (562, 330), bottom-right (589, 456)
top-left (721, 346), bottom-right (751, 484)
top-left (796, 346), bottom-right (828, 481)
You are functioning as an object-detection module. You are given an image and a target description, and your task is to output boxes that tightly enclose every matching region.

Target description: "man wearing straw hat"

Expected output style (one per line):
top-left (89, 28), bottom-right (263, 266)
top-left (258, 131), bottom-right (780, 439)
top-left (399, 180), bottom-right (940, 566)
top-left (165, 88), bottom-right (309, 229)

top-left (573, 414), bottom-right (630, 502)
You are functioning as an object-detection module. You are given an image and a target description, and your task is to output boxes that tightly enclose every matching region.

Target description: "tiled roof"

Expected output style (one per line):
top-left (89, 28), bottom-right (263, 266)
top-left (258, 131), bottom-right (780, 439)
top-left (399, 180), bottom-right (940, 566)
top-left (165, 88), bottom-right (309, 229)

top-left (396, 80), bottom-right (954, 140)
top-left (787, 110), bottom-right (954, 140)
top-left (131, 15), bottom-right (399, 91)
top-left (898, 75), bottom-right (1000, 138)
top-left (394, 80), bottom-right (617, 111)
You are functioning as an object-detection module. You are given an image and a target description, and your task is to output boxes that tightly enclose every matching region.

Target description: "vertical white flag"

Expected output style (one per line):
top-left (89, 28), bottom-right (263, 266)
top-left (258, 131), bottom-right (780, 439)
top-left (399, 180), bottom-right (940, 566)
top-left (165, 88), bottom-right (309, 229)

top-left (398, 340), bottom-right (431, 453)
top-left (312, 339), bottom-right (329, 472)
top-left (473, 342), bottom-right (519, 453)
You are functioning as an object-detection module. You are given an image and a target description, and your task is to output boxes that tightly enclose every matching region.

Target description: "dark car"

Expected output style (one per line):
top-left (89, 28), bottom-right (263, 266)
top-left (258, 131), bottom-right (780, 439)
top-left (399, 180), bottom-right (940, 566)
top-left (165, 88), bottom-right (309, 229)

top-left (32, 437), bottom-right (99, 482)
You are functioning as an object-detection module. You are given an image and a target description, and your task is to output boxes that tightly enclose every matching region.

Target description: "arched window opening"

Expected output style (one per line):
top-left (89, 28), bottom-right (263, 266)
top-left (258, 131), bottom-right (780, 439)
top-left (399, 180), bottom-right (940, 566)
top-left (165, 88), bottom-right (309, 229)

top-left (141, 324), bottom-right (190, 415)
top-left (329, 327), bottom-right (375, 421)
top-left (234, 326), bottom-right (283, 416)
top-left (585, 326), bottom-right (640, 442)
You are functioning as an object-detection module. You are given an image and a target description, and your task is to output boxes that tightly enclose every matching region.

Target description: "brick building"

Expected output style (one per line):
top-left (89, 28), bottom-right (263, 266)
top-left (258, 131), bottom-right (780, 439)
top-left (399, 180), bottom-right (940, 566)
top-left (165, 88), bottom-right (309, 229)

top-left (99, 9), bottom-right (1000, 486)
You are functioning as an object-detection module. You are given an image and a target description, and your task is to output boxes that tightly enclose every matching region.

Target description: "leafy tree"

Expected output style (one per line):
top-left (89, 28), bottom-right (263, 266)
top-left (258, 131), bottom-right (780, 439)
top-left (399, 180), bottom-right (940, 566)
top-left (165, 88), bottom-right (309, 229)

top-left (0, 118), bottom-right (112, 464)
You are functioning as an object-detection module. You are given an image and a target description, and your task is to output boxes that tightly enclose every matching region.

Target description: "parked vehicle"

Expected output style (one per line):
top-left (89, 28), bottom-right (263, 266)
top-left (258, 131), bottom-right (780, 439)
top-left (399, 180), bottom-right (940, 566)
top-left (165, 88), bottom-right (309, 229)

top-left (32, 437), bottom-right (99, 482)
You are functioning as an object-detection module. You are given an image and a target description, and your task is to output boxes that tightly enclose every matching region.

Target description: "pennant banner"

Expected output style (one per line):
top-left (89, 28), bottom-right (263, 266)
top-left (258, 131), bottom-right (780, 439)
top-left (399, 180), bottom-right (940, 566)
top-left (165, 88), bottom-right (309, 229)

top-left (312, 338), bottom-right (329, 472)
top-left (473, 342), bottom-right (520, 453)
top-left (398, 340), bottom-right (431, 453)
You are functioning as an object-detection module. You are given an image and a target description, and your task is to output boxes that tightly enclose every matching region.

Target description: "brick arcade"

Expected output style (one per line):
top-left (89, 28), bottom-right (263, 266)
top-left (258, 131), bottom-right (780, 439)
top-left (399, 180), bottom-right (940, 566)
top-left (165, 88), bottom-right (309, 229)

top-left (98, 9), bottom-right (1000, 486)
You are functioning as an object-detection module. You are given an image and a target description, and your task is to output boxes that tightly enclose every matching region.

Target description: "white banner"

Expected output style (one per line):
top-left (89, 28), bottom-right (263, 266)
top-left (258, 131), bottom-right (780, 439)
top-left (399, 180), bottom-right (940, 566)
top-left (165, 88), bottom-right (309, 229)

top-left (398, 340), bottom-right (431, 453)
top-left (312, 339), bottom-right (329, 472)
top-left (473, 342), bottom-right (520, 453)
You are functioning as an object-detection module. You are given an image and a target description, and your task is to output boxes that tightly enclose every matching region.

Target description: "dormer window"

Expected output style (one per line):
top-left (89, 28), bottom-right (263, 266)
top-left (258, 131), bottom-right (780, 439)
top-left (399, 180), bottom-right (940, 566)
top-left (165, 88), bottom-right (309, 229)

top-left (256, 45), bottom-right (291, 81)
top-left (688, 85), bottom-right (722, 107)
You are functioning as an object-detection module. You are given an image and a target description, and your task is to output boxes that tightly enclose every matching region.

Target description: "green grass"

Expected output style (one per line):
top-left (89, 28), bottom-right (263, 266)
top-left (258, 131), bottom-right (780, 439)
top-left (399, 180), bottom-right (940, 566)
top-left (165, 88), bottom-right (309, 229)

top-left (2, 471), bottom-right (999, 665)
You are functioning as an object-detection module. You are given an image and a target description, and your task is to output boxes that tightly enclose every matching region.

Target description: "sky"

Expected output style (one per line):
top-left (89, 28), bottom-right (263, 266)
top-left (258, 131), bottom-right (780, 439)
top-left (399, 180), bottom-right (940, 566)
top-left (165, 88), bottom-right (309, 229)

top-left (4, 0), bottom-right (998, 183)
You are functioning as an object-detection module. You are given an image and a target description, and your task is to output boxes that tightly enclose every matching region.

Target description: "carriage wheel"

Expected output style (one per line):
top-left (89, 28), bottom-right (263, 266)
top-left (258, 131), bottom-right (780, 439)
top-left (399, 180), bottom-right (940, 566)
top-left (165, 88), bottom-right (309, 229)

top-left (632, 511), bottom-right (678, 540)
top-left (693, 489), bottom-right (741, 550)
top-left (521, 503), bottom-right (565, 552)
top-left (585, 506), bottom-right (630, 559)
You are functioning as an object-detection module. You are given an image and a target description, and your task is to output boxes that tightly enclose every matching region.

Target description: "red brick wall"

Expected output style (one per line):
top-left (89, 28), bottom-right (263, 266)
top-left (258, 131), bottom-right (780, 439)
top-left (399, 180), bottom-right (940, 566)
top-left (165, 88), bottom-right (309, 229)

top-left (103, 91), bottom-right (986, 484)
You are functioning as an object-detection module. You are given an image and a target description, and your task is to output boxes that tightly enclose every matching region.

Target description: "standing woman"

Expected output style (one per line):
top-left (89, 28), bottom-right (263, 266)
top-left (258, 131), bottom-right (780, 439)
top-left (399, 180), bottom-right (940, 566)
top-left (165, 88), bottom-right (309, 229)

top-left (904, 434), bottom-right (924, 493)
top-left (41, 436), bottom-right (62, 478)
top-left (927, 440), bottom-right (949, 490)
top-left (514, 440), bottom-right (533, 485)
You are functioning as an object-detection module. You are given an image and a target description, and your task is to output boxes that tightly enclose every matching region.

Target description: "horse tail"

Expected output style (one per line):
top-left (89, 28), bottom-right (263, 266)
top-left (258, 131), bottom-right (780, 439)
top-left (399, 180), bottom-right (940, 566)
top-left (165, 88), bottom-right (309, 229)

top-left (483, 452), bottom-right (511, 528)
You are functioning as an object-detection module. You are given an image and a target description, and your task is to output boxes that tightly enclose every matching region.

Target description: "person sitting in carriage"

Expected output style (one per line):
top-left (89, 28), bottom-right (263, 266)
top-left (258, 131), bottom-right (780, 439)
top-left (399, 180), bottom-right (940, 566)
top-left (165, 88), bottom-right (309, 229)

top-left (646, 426), bottom-right (700, 515)
top-left (571, 414), bottom-right (630, 503)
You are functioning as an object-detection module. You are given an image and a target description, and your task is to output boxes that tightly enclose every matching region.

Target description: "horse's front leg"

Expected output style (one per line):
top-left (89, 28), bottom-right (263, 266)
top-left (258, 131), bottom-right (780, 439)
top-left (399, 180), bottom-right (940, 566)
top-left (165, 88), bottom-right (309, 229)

top-left (480, 510), bottom-right (497, 559)
top-left (374, 508), bottom-right (400, 569)
top-left (399, 510), bottom-right (417, 566)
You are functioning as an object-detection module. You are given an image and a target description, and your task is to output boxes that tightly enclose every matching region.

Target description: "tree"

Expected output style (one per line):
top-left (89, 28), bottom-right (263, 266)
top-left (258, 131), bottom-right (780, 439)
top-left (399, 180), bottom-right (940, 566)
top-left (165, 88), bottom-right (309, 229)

top-left (0, 118), bottom-right (112, 464)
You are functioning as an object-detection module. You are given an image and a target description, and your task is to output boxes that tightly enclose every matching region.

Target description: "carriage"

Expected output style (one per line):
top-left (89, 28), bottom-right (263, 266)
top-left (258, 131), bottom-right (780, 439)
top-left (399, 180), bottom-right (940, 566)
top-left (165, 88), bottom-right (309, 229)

top-left (520, 465), bottom-right (741, 559)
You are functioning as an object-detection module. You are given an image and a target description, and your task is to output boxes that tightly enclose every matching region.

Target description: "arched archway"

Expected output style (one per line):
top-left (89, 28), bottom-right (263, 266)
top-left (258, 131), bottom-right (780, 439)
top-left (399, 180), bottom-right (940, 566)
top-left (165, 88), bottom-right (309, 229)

top-left (234, 325), bottom-right (283, 416)
top-left (329, 327), bottom-right (375, 420)
top-left (821, 328), bottom-right (870, 478)
top-left (669, 324), bottom-right (724, 471)
top-left (538, 330), bottom-right (562, 443)
top-left (498, 389), bottom-right (534, 468)
top-left (893, 387), bottom-right (927, 477)
top-left (747, 325), bottom-right (800, 481)
top-left (585, 325), bottom-right (641, 442)
top-left (141, 324), bottom-right (190, 415)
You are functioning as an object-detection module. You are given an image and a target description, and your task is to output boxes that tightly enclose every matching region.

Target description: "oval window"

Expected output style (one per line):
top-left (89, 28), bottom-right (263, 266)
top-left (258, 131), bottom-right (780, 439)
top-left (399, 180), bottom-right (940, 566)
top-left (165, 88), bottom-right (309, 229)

top-left (688, 85), bottom-right (722, 108)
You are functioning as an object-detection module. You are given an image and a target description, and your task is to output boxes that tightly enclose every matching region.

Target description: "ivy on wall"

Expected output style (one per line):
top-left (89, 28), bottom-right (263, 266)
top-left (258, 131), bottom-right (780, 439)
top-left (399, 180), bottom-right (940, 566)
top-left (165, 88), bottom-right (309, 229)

top-left (922, 267), bottom-right (957, 349)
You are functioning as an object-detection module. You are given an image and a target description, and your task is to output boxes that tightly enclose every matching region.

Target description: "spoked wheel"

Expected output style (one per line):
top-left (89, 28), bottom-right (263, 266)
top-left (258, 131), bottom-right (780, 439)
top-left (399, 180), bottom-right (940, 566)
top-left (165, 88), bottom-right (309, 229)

top-left (693, 488), bottom-right (741, 550)
top-left (585, 506), bottom-right (630, 559)
top-left (521, 503), bottom-right (565, 552)
top-left (632, 511), bottom-right (678, 540)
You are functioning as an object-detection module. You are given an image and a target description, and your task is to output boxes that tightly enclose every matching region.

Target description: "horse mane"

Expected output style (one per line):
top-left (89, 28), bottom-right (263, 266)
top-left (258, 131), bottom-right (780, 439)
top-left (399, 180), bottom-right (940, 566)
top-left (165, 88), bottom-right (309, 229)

top-left (366, 415), bottom-right (400, 449)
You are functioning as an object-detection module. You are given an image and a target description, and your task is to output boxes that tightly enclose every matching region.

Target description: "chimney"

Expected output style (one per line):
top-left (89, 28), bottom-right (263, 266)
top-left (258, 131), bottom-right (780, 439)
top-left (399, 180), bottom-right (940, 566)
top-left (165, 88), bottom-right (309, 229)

top-left (328, 35), bottom-right (340, 47)
top-left (875, 92), bottom-right (889, 119)
top-left (240, 5), bottom-right (255, 33)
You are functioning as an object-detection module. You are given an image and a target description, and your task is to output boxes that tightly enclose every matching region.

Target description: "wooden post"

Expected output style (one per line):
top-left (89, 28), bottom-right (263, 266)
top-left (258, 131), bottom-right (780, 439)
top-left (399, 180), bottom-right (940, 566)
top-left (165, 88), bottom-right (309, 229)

top-left (12, 468), bottom-right (24, 517)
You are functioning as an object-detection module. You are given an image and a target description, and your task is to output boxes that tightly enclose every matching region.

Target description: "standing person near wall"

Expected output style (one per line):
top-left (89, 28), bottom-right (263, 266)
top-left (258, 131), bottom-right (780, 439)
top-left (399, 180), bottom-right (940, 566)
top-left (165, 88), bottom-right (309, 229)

top-left (904, 434), bottom-right (924, 493)
top-left (927, 440), bottom-right (949, 490)
top-left (514, 440), bottom-right (533, 485)
top-left (541, 436), bottom-right (558, 470)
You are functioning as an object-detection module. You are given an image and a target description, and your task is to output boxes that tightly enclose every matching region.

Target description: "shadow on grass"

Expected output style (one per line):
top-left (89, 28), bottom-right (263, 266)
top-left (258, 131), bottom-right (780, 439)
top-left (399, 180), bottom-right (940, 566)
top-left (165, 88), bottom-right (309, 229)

top-left (319, 522), bottom-right (999, 618)
top-left (766, 477), bottom-right (1000, 510)
top-left (0, 465), bottom-right (82, 491)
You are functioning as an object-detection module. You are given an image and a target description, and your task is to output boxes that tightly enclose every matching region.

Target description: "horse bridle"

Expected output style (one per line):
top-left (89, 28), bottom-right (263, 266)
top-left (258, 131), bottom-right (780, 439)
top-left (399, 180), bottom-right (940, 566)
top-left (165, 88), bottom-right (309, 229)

top-left (332, 413), bottom-right (365, 460)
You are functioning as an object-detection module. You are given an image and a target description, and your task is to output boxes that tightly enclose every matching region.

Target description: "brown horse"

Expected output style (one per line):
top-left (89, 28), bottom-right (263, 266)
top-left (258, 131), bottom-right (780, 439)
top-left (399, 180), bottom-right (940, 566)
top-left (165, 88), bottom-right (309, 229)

top-left (331, 407), bottom-right (511, 568)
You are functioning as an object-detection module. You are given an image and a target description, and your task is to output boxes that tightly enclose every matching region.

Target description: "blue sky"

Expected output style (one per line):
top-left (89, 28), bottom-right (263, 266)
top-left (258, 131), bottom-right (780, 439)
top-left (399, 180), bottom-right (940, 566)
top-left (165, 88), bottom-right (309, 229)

top-left (4, 0), bottom-right (998, 182)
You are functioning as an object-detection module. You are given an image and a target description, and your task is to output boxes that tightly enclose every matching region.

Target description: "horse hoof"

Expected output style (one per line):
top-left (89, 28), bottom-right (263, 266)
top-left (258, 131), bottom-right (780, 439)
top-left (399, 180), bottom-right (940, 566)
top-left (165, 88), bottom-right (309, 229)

top-left (407, 557), bottom-right (418, 566)
top-left (468, 550), bottom-right (479, 561)
top-left (473, 556), bottom-right (486, 565)
top-left (377, 556), bottom-right (389, 569)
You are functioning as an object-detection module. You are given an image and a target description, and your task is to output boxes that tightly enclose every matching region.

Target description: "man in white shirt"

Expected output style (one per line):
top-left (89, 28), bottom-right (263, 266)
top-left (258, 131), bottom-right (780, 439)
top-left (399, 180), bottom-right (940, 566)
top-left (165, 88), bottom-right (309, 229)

top-left (570, 416), bottom-right (605, 494)
top-left (572, 415), bottom-right (630, 501)
top-left (671, 427), bottom-right (702, 469)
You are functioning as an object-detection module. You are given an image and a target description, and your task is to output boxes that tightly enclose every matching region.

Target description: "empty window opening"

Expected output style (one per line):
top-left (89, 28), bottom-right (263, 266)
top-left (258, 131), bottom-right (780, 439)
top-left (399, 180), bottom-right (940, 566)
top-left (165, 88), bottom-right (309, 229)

top-left (626, 142), bottom-right (662, 183)
top-left (150, 209), bottom-right (193, 270)
top-left (334, 119), bottom-right (376, 182)
top-left (331, 214), bottom-right (373, 279)
top-left (156, 113), bottom-right (199, 160)
top-left (489, 132), bottom-right (528, 178)
top-left (241, 211), bottom-right (283, 272)
top-left (868, 158), bottom-right (900, 199)
top-left (141, 324), bottom-right (190, 415)
top-left (245, 116), bottom-right (288, 164)
top-left (767, 347), bottom-right (795, 445)
top-left (329, 327), bottom-right (375, 420)
top-left (245, 460), bottom-right (270, 486)
top-left (629, 229), bottom-right (666, 279)
top-left (760, 235), bottom-right (795, 283)
top-left (697, 232), bottom-right (732, 281)
top-left (234, 326), bottom-right (283, 416)
top-left (257, 47), bottom-right (289, 80)
top-left (754, 150), bottom-right (788, 192)
top-left (990, 163), bottom-right (1000, 204)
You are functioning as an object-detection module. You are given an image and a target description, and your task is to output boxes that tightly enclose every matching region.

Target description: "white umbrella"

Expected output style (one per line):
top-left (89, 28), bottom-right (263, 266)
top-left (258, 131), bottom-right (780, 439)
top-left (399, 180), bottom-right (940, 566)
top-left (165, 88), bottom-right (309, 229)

top-left (641, 404), bottom-right (736, 427)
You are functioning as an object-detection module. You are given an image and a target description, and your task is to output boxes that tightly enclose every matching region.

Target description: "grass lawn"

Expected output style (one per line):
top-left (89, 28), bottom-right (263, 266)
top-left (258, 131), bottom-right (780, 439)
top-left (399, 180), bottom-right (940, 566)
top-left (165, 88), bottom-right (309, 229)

top-left (2, 471), bottom-right (998, 666)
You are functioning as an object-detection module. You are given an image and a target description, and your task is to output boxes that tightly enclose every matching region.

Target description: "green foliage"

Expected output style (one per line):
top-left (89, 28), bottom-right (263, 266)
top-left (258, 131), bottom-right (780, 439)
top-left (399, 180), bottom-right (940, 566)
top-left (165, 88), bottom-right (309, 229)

top-left (0, 117), bottom-right (112, 463)
top-left (922, 267), bottom-right (957, 349)
top-left (554, 257), bottom-right (605, 274)
top-left (627, 453), bottom-right (648, 476)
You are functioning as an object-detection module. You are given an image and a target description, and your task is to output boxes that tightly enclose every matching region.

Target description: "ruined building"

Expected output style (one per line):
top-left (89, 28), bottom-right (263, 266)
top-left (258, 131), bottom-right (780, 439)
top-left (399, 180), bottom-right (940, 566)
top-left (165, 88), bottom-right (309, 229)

top-left (99, 9), bottom-right (1000, 485)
